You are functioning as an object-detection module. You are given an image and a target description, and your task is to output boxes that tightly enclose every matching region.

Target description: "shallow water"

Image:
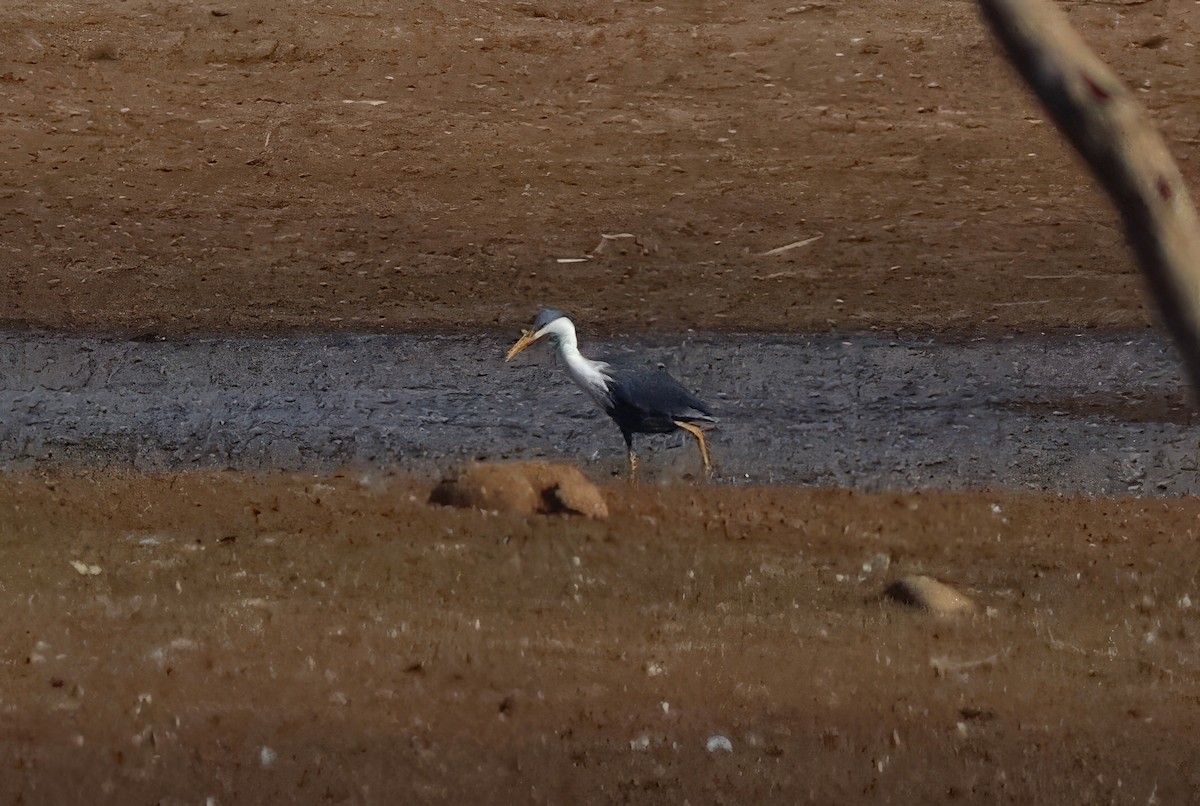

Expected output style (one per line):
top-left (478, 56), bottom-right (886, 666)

top-left (1, 330), bottom-right (1196, 495)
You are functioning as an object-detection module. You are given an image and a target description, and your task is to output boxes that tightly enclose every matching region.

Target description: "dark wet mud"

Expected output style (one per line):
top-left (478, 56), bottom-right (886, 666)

top-left (2, 329), bottom-right (1195, 495)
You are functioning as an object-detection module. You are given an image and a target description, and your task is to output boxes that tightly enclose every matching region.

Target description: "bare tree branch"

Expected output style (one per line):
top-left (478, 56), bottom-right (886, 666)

top-left (977, 0), bottom-right (1200, 392)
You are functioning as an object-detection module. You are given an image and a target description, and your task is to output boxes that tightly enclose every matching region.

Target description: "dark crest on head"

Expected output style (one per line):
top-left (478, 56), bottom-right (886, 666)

top-left (534, 308), bottom-right (567, 331)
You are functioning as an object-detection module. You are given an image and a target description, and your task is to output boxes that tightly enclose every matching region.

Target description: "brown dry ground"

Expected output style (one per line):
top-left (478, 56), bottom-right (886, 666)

top-left (1, 0), bottom-right (1198, 335)
top-left (4, 470), bottom-right (1200, 803)
top-left (4, 0), bottom-right (1200, 801)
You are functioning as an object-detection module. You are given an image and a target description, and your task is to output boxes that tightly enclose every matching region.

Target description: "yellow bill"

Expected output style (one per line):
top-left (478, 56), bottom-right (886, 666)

top-left (505, 328), bottom-right (542, 362)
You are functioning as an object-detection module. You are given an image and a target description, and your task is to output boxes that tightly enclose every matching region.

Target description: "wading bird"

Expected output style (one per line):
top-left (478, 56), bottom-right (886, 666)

top-left (505, 308), bottom-right (717, 481)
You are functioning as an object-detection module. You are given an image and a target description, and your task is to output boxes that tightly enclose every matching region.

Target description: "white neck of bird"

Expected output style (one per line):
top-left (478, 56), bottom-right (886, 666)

top-left (541, 317), bottom-right (612, 401)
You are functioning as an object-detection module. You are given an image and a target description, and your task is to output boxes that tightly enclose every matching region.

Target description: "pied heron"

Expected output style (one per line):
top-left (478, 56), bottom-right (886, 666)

top-left (505, 308), bottom-right (717, 480)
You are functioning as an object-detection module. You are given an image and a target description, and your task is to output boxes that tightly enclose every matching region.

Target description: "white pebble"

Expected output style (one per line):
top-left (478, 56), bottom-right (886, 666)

top-left (630, 735), bottom-right (650, 751)
top-left (706, 735), bottom-right (733, 753)
top-left (863, 553), bottom-right (891, 574)
top-left (260, 746), bottom-right (277, 768)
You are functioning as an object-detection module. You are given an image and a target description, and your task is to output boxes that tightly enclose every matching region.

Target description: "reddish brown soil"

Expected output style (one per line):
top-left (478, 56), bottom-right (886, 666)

top-left (4, 470), bottom-right (1200, 802)
top-left (2, 0), bottom-right (1197, 335)
top-left (4, 1), bottom-right (1200, 801)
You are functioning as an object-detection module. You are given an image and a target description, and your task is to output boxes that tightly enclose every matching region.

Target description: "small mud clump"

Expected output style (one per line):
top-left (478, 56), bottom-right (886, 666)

top-left (430, 461), bottom-right (609, 519)
top-left (884, 574), bottom-right (978, 617)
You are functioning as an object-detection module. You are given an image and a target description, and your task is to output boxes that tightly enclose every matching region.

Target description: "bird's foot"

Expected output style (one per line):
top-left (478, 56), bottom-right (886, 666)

top-left (674, 421), bottom-right (713, 482)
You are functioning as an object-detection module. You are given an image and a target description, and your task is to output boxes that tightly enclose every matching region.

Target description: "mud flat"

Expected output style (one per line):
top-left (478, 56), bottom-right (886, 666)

top-left (4, 329), bottom-right (1200, 803)
top-left (1, 329), bottom-right (1195, 494)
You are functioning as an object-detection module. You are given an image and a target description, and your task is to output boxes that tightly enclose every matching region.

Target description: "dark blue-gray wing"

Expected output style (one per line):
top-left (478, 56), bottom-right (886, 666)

top-left (611, 368), bottom-right (717, 427)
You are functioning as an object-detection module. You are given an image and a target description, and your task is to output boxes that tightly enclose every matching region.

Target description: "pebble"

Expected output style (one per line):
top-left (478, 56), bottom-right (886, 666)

top-left (863, 552), bottom-right (891, 574)
top-left (884, 575), bottom-right (977, 616)
top-left (706, 735), bottom-right (733, 753)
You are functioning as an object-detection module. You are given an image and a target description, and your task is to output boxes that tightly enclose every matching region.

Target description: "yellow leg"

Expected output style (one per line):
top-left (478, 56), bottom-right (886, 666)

top-left (628, 448), bottom-right (639, 484)
top-left (674, 421), bottom-right (713, 478)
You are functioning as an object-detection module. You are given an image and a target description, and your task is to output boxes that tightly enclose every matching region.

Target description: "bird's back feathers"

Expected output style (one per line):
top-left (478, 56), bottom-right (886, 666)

top-left (608, 367), bottom-right (717, 430)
